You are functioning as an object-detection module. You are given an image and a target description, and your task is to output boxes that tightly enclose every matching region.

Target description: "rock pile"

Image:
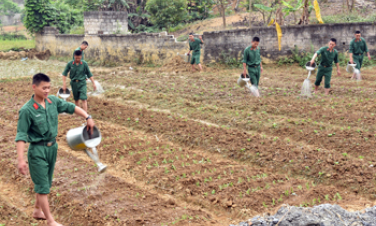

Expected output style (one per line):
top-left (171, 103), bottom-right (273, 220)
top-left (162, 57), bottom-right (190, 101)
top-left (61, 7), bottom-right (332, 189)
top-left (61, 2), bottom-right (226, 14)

top-left (230, 204), bottom-right (376, 226)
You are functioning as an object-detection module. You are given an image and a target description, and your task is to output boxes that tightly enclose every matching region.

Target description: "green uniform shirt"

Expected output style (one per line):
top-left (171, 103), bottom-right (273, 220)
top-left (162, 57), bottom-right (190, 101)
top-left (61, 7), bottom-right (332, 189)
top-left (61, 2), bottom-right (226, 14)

top-left (189, 38), bottom-right (202, 54)
top-left (73, 47), bottom-right (84, 61)
top-left (316, 46), bottom-right (339, 67)
top-left (242, 46), bottom-right (261, 67)
top-left (15, 95), bottom-right (76, 143)
top-left (62, 60), bottom-right (93, 81)
top-left (349, 38), bottom-right (369, 55)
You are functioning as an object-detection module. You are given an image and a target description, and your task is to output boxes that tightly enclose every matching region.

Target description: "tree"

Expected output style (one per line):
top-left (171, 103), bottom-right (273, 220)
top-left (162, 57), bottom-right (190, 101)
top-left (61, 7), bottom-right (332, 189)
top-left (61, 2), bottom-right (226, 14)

top-left (128, 5), bottom-right (150, 31)
top-left (145, 0), bottom-right (188, 30)
top-left (282, 0), bottom-right (304, 24)
top-left (0, 0), bottom-right (21, 25)
top-left (24, 0), bottom-right (83, 34)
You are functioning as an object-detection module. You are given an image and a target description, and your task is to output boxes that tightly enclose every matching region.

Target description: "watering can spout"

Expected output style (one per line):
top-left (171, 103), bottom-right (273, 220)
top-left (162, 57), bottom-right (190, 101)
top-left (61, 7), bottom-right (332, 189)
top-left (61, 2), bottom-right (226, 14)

top-left (66, 126), bottom-right (107, 173)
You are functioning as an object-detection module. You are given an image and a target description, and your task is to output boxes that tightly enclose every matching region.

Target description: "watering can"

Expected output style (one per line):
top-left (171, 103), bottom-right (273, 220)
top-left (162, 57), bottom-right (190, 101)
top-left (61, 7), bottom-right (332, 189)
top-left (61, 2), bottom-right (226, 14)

top-left (177, 52), bottom-right (190, 63)
top-left (57, 88), bottom-right (71, 100)
top-left (66, 125), bottom-right (107, 172)
top-left (305, 62), bottom-right (317, 71)
top-left (346, 62), bottom-right (357, 73)
top-left (237, 74), bottom-right (250, 87)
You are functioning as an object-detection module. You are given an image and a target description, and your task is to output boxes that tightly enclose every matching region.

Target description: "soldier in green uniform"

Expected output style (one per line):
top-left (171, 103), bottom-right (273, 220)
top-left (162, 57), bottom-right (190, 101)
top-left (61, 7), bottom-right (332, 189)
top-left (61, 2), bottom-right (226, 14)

top-left (349, 31), bottom-right (371, 79)
top-left (62, 50), bottom-right (96, 113)
top-left (242, 37), bottom-right (263, 97)
top-left (16, 73), bottom-right (95, 226)
top-left (187, 33), bottom-right (204, 72)
top-left (310, 38), bottom-right (341, 95)
top-left (72, 41), bottom-right (88, 61)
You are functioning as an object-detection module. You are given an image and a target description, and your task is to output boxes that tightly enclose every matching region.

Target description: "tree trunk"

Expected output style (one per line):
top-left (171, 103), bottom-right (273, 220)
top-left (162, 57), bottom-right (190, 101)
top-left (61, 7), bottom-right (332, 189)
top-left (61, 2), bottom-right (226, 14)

top-left (350, 0), bottom-right (355, 12)
top-left (300, 0), bottom-right (309, 25)
top-left (249, 0), bottom-right (252, 27)
top-left (219, 0), bottom-right (226, 28)
top-left (235, 0), bottom-right (241, 12)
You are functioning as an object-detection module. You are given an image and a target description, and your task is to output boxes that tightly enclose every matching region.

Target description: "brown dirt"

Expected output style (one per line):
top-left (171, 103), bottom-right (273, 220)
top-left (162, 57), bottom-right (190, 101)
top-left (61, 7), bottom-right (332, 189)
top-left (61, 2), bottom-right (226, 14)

top-left (2, 63), bottom-right (376, 225)
top-left (161, 56), bottom-right (213, 74)
top-left (0, 49), bottom-right (51, 61)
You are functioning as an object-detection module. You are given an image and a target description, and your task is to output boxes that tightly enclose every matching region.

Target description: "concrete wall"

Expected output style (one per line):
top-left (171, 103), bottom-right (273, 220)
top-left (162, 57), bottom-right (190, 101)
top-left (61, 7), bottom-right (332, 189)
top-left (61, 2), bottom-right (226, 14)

top-left (36, 27), bottom-right (190, 64)
top-left (203, 22), bottom-right (376, 63)
top-left (84, 11), bottom-right (128, 35)
top-left (37, 22), bottom-right (376, 64)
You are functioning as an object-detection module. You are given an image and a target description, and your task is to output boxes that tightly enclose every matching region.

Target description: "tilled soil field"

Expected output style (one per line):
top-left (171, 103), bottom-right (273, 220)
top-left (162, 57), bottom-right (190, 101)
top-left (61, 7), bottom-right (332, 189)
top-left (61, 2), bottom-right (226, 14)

top-left (1, 60), bottom-right (376, 225)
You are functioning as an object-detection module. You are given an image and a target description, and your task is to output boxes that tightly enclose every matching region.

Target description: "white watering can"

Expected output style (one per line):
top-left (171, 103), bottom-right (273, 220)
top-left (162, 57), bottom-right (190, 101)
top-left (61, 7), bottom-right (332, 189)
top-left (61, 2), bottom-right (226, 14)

top-left (346, 62), bottom-right (357, 73)
top-left (57, 88), bottom-right (71, 101)
top-left (66, 126), bottom-right (107, 173)
top-left (237, 74), bottom-right (250, 87)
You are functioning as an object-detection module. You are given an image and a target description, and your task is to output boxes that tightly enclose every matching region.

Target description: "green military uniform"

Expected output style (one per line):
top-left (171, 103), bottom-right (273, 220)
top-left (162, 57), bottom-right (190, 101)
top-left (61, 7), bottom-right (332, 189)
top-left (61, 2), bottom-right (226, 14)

top-left (15, 95), bottom-right (76, 194)
top-left (62, 60), bottom-right (93, 101)
top-left (73, 47), bottom-right (84, 61)
top-left (349, 37), bottom-right (369, 70)
top-left (315, 47), bottom-right (339, 89)
top-left (242, 46), bottom-right (261, 87)
top-left (189, 38), bottom-right (203, 65)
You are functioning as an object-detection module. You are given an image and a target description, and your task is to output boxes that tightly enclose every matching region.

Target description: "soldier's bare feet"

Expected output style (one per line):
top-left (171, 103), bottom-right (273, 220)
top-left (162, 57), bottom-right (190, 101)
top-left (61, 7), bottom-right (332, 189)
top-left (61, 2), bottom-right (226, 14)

top-left (32, 208), bottom-right (46, 220)
top-left (47, 221), bottom-right (63, 226)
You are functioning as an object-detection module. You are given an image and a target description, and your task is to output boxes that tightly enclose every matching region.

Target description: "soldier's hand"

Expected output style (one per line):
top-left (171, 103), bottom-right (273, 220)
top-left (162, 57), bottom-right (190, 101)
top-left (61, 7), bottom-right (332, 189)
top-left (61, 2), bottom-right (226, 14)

top-left (62, 85), bottom-right (67, 91)
top-left (199, 36), bottom-right (203, 40)
top-left (310, 60), bottom-right (315, 66)
top-left (337, 70), bottom-right (341, 77)
top-left (93, 84), bottom-right (97, 91)
top-left (260, 67), bottom-right (264, 73)
top-left (368, 55), bottom-right (372, 61)
top-left (242, 71), bottom-right (247, 78)
top-left (86, 118), bottom-right (95, 135)
top-left (18, 160), bottom-right (28, 175)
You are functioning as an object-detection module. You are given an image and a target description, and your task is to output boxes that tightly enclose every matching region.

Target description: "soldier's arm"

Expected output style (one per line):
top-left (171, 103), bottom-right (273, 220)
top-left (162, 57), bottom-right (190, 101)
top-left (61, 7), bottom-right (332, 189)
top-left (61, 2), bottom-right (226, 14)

top-left (54, 96), bottom-right (76, 114)
top-left (242, 49), bottom-right (248, 77)
top-left (15, 109), bottom-right (31, 175)
top-left (62, 63), bottom-right (71, 90)
top-left (349, 40), bottom-right (354, 63)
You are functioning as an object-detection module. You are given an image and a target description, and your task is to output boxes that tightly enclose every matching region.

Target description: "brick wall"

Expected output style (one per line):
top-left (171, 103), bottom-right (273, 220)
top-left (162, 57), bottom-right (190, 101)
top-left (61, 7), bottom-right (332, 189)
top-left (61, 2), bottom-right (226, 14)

top-left (84, 11), bottom-right (128, 35)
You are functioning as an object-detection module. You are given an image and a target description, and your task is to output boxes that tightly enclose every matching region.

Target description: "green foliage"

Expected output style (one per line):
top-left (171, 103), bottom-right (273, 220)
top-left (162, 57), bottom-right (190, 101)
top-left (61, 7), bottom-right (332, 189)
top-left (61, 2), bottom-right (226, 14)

top-left (0, 33), bottom-right (27, 40)
top-left (24, 0), bottom-right (83, 34)
top-left (187, 0), bottom-right (214, 21)
top-left (146, 0), bottom-right (188, 30)
top-left (69, 25), bottom-right (85, 35)
top-left (220, 51), bottom-right (243, 68)
top-left (0, 0), bottom-right (21, 25)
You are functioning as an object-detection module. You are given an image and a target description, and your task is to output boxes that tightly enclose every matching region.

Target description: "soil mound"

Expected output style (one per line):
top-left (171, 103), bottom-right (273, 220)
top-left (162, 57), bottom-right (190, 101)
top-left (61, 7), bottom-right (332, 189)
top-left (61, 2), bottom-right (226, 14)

top-left (0, 49), bottom-right (51, 61)
top-left (162, 56), bottom-right (212, 73)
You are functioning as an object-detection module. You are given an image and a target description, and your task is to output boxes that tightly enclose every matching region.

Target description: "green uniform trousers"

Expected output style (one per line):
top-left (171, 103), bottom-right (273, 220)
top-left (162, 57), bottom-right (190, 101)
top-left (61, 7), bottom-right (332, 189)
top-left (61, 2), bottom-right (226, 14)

top-left (190, 52), bottom-right (201, 65)
top-left (315, 65), bottom-right (333, 89)
top-left (71, 80), bottom-right (87, 101)
top-left (353, 54), bottom-right (363, 70)
top-left (28, 143), bottom-right (58, 194)
top-left (247, 65), bottom-right (261, 87)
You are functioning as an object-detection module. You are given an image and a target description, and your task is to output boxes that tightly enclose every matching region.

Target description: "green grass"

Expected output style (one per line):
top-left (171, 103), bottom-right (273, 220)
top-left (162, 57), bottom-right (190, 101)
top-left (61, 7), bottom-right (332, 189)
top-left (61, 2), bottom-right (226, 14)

top-left (0, 39), bottom-right (35, 51)
top-left (322, 12), bottom-right (376, 23)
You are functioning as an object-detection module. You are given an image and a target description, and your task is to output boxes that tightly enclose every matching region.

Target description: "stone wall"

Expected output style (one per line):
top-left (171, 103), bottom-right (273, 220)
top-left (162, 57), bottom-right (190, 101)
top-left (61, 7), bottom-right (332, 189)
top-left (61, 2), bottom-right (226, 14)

top-left (84, 11), bottom-right (128, 35)
top-left (36, 27), bottom-right (190, 64)
top-left (203, 22), bottom-right (376, 63)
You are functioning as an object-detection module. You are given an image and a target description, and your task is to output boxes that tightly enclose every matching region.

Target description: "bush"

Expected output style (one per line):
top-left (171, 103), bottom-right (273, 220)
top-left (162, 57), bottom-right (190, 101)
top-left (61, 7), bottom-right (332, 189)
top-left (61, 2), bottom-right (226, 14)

top-left (69, 26), bottom-right (85, 35)
top-left (146, 0), bottom-right (188, 30)
top-left (0, 33), bottom-right (27, 40)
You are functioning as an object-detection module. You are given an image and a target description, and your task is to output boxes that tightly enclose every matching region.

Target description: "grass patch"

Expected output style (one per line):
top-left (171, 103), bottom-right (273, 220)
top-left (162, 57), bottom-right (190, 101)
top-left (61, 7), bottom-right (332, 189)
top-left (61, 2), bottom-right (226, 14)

top-left (322, 12), bottom-right (376, 23)
top-left (0, 39), bottom-right (35, 51)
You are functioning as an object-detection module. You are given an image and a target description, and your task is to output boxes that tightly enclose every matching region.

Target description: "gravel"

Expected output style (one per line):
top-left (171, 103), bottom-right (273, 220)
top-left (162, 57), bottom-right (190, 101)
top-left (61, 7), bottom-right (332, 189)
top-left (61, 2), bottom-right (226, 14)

top-left (230, 204), bottom-right (376, 226)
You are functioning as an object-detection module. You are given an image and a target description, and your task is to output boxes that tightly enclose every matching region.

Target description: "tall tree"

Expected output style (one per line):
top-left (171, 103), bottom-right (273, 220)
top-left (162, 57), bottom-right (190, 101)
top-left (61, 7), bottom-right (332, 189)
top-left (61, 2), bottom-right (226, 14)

top-left (0, 0), bottom-right (21, 25)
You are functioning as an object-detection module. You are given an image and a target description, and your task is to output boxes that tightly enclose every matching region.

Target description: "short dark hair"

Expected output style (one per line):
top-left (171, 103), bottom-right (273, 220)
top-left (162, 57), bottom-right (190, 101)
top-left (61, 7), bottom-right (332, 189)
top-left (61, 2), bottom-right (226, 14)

top-left (32, 73), bottom-right (50, 86)
top-left (189, 33), bottom-right (194, 36)
top-left (330, 38), bottom-right (337, 44)
top-left (74, 50), bottom-right (82, 56)
top-left (252, 37), bottom-right (260, 42)
top-left (82, 41), bottom-right (89, 46)
top-left (355, 31), bottom-right (361, 34)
